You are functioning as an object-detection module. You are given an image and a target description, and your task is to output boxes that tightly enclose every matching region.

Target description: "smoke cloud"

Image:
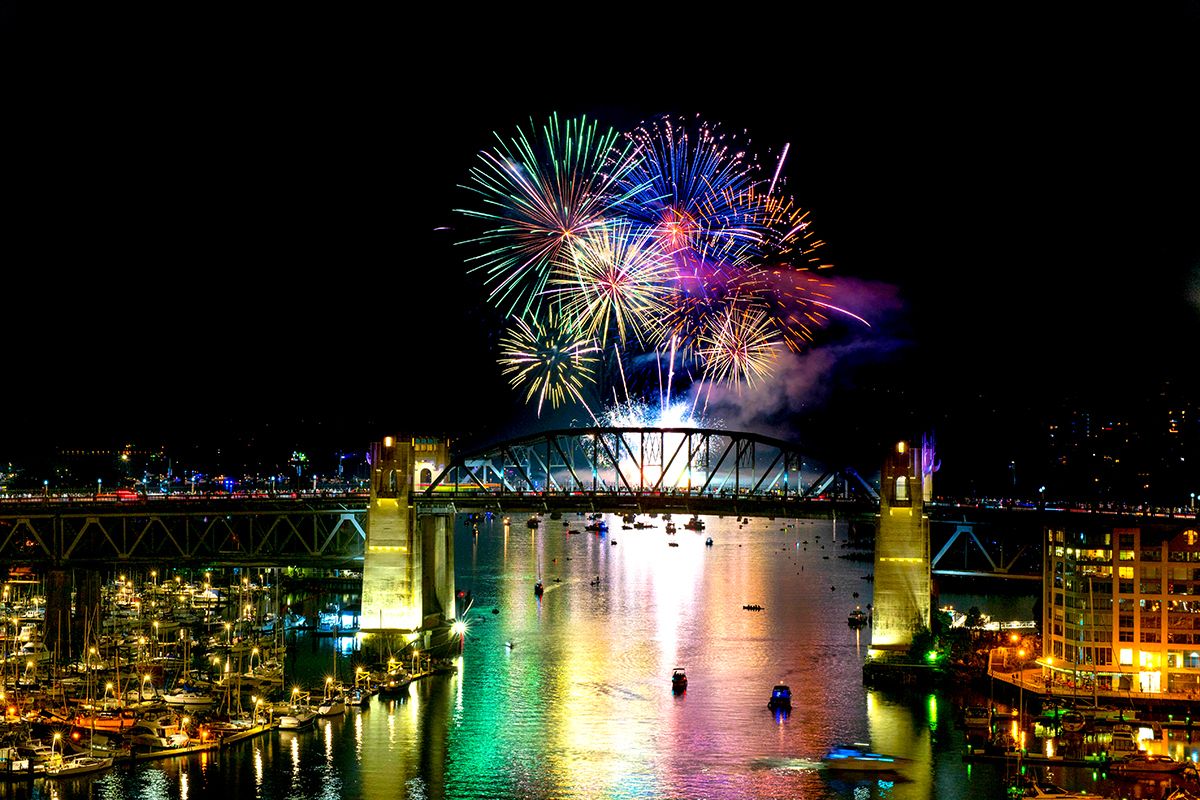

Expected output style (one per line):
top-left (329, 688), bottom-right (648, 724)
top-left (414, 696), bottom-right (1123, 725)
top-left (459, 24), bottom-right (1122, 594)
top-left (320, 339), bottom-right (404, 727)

top-left (697, 277), bottom-right (907, 437)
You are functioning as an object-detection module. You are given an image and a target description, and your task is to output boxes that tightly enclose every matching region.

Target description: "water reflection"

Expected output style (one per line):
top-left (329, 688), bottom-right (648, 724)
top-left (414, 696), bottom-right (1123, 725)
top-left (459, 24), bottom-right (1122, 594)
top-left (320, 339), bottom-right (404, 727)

top-left (3, 513), bottom-right (1049, 799)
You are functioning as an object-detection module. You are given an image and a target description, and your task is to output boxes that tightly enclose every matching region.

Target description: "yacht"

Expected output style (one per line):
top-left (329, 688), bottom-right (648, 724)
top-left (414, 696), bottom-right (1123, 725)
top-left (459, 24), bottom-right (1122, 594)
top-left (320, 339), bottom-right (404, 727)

top-left (127, 716), bottom-right (190, 749)
top-left (317, 692), bottom-right (347, 717)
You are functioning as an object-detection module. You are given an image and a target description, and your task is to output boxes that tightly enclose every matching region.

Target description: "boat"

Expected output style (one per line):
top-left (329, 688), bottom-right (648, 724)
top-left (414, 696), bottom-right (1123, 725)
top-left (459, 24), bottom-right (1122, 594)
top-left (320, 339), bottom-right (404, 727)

top-left (671, 668), bottom-right (687, 694)
top-left (668, 542), bottom-right (679, 547)
top-left (1060, 710), bottom-right (1086, 732)
top-left (584, 521), bottom-right (608, 533)
top-left (767, 684), bottom-right (791, 711)
top-left (1008, 776), bottom-right (1102, 797)
top-left (127, 715), bottom-right (190, 749)
top-left (821, 744), bottom-right (908, 772)
top-left (278, 704), bottom-right (318, 730)
top-left (534, 581), bottom-right (544, 597)
top-left (526, 517), bottom-right (539, 529)
top-left (665, 522), bottom-right (677, 534)
top-left (684, 516), bottom-right (705, 531)
top-left (44, 754), bottom-right (113, 779)
top-left (743, 604), bottom-right (764, 611)
top-left (705, 537), bottom-right (713, 546)
top-left (1110, 752), bottom-right (1188, 774)
top-left (847, 607), bottom-right (868, 628)
top-left (317, 692), bottom-right (347, 716)
top-left (962, 705), bottom-right (991, 727)
top-left (161, 685), bottom-right (215, 707)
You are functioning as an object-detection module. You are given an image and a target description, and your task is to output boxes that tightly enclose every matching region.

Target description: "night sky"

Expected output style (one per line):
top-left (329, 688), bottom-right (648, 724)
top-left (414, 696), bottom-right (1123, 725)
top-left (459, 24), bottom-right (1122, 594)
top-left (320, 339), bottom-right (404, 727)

top-left (6, 11), bottom-right (1198, 492)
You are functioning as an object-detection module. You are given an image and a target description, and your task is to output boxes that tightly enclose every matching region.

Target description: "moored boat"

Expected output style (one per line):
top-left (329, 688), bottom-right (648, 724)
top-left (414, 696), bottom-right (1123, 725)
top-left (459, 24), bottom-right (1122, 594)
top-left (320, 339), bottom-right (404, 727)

top-left (1110, 752), bottom-right (1188, 774)
top-left (44, 754), bottom-right (113, 779)
top-left (671, 668), bottom-right (687, 694)
top-left (847, 607), bottom-right (868, 629)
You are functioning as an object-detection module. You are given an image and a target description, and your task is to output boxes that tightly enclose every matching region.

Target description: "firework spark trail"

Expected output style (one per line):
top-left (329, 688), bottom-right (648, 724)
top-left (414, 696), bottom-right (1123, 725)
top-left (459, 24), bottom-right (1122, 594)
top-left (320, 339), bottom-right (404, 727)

top-left (767, 142), bottom-right (789, 197)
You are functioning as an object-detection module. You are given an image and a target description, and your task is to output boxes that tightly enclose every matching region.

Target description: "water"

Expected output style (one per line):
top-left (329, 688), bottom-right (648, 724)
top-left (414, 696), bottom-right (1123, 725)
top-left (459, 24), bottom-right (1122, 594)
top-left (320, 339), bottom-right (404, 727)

top-left (3, 514), bottom-right (1049, 799)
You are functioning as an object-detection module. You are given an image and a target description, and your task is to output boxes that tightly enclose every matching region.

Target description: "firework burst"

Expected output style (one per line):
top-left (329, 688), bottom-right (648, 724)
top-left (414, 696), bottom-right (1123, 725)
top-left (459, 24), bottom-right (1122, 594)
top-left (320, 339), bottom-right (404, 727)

top-left (618, 115), bottom-right (764, 268)
top-left (696, 306), bottom-right (780, 390)
top-left (457, 114), bottom-right (646, 317)
top-left (498, 312), bottom-right (600, 419)
top-left (547, 221), bottom-right (674, 349)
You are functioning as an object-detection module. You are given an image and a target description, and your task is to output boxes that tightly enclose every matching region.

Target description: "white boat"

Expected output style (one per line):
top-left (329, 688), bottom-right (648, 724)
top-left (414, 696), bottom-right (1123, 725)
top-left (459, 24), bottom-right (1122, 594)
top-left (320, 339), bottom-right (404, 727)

top-left (278, 705), bottom-right (318, 730)
top-left (161, 687), bottom-right (215, 707)
top-left (127, 716), bottom-right (190, 749)
top-left (44, 754), bottom-right (113, 778)
top-left (821, 744), bottom-right (908, 772)
top-left (317, 694), bottom-right (346, 716)
top-left (1111, 752), bottom-right (1188, 773)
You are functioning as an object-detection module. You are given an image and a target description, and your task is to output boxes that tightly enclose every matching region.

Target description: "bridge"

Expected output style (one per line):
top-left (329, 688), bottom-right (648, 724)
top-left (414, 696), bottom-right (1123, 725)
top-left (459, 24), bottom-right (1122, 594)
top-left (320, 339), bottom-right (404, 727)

top-left (10, 429), bottom-right (1198, 654)
top-left (0, 428), bottom-right (879, 566)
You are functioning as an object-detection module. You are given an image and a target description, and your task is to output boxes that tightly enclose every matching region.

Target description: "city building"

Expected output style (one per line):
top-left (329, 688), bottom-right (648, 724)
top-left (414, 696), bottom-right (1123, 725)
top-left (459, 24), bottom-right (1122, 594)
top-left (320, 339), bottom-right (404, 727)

top-left (1043, 519), bottom-right (1200, 696)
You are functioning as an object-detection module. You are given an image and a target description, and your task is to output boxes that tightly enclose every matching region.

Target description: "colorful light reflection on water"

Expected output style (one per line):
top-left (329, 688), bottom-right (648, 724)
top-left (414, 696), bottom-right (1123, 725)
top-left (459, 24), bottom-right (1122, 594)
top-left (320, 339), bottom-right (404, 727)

top-left (2, 514), bottom-right (1058, 799)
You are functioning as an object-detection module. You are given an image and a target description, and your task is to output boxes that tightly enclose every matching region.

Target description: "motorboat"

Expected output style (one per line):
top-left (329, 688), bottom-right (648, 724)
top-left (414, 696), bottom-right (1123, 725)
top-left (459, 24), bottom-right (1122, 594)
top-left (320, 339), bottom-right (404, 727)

top-left (1008, 776), bottom-right (1102, 797)
top-left (671, 668), bottom-right (687, 694)
top-left (847, 607), bottom-right (868, 629)
top-left (684, 516), bottom-right (705, 531)
top-left (1110, 752), bottom-right (1188, 774)
top-left (534, 581), bottom-right (544, 597)
top-left (705, 537), bottom-right (713, 546)
top-left (127, 716), bottom-right (190, 749)
top-left (526, 517), bottom-right (539, 529)
top-left (665, 522), bottom-right (677, 534)
top-left (44, 754), bottom-right (113, 779)
top-left (821, 744), bottom-right (908, 772)
top-left (278, 704), bottom-right (318, 730)
top-left (767, 684), bottom-right (792, 711)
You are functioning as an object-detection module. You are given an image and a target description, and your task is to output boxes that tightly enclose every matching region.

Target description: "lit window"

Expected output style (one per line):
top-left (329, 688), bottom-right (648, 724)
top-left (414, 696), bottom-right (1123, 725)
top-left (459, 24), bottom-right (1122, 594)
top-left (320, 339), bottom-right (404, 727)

top-left (895, 476), bottom-right (908, 502)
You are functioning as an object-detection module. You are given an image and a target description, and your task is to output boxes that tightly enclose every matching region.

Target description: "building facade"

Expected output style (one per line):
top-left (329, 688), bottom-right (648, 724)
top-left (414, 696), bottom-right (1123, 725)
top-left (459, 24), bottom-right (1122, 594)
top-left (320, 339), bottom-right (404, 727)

top-left (1043, 520), bottom-right (1200, 695)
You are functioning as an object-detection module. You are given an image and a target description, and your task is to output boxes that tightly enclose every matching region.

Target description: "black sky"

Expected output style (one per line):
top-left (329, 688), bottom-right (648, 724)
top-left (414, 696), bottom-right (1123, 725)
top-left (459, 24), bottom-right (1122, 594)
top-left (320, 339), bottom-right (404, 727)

top-left (5, 10), bottom-right (1198, 486)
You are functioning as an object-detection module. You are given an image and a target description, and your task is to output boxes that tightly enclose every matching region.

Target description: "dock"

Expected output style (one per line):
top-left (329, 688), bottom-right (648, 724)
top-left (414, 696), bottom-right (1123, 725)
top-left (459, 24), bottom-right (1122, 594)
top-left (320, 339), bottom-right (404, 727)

top-left (963, 751), bottom-right (1109, 768)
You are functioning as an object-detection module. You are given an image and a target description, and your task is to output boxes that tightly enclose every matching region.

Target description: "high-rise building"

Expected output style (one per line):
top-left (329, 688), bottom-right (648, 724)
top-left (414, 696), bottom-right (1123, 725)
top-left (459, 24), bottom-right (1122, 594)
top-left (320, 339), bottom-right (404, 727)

top-left (1043, 519), bottom-right (1200, 696)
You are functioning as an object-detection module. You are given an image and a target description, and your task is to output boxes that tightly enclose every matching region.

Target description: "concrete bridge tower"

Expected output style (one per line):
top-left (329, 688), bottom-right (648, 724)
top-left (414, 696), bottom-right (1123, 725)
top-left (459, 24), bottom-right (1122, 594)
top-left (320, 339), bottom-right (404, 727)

top-left (360, 436), bottom-right (456, 634)
top-left (870, 438), bottom-right (933, 649)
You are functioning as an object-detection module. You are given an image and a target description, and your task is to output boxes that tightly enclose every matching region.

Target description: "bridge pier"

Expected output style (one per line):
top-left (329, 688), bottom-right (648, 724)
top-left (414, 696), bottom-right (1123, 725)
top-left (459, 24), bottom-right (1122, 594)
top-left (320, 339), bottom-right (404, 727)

top-left (42, 568), bottom-right (102, 662)
top-left (870, 439), bottom-right (933, 650)
top-left (360, 437), bottom-right (455, 636)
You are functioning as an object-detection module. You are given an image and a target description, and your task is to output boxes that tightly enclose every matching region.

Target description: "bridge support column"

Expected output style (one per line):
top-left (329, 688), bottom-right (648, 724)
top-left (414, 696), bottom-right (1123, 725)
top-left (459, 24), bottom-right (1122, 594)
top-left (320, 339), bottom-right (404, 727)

top-left (871, 439), bottom-right (932, 650)
top-left (419, 514), bottom-right (455, 627)
top-left (360, 436), bottom-right (452, 635)
top-left (43, 569), bottom-right (71, 661)
top-left (42, 568), bottom-right (102, 663)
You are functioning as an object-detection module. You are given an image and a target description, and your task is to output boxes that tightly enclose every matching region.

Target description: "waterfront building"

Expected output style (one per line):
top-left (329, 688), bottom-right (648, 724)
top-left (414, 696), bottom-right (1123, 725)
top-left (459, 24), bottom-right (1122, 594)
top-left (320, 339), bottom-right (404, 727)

top-left (1043, 519), bottom-right (1200, 696)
